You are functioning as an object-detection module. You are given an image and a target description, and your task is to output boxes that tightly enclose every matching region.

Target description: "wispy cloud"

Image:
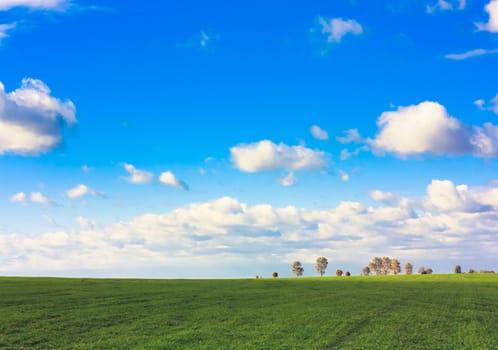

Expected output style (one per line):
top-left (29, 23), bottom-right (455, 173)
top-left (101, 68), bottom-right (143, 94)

top-left (310, 125), bottom-right (329, 141)
top-left (0, 0), bottom-right (69, 11)
top-left (475, 93), bottom-right (498, 114)
top-left (316, 16), bottom-right (363, 44)
top-left (444, 48), bottom-right (498, 60)
top-left (0, 23), bottom-right (16, 40)
top-left (426, 0), bottom-right (466, 13)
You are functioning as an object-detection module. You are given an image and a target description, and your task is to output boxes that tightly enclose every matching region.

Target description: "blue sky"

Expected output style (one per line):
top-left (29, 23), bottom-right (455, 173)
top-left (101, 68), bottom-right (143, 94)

top-left (1, 0), bottom-right (498, 277)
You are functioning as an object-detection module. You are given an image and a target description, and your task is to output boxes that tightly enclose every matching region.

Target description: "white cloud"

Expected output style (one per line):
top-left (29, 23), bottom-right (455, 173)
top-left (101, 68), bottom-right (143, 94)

top-left (10, 192), bottom-right (27, 204)
top-left (65, 184), bottom-right (95, 199)
top-left (122, 163), bottom-right (153, 184)
top-left (0, 23), bottom-right (16, 40)
top-left (476, 93), bottom-right (498, 114)
top-left (444, 48), bottom-right (498, 60)
top-left (81, 164), bottom-right (94, 173)
top-left (200, 31), bottom-right (209, 47)
top-left (0, 0), bottom-right (67, 10)
top-left (279, 172), bottom-right (297, 187)
top-left (339, 170), bottom-right (349, 182)
top-left (476, 0), bottom-right (498, 32)
top-left (317, 17), bottom-right (363, 43)
top-left (0, 78), bottom-right (76, 156)
top-left (159, 171), bottom-right (188, 191)
top-left (369, 101), bottom-right (472, 157)
top-left (310, 125), bottom-right (329, 140)
top-left (75, 216), bottom-right (96, 230)
top-left (10, 191), bottom-right (55, 205)
top-left (470, 123), bottom-right (498, 157)
top-left (336, 129), bottom-right (362, 144)
top-left (30, 192), bottom-right (53, 206)
top-left (230, 140), bottom-right (328, 173)
top-left (475, 99), bottom-right (486, 110)
top-left (427, 0), bottom-right (466, 13)
top-left (3, 180), bottom-right (498, 276)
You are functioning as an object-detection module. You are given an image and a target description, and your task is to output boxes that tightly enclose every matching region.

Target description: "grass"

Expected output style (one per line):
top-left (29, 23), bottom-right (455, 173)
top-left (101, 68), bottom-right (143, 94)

top-left (1, 274), bottom-right (497, 349)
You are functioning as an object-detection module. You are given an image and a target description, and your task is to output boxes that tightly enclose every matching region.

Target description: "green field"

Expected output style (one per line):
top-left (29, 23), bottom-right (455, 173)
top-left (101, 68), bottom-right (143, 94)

top-left (1, 274), bottom-right (497, 349)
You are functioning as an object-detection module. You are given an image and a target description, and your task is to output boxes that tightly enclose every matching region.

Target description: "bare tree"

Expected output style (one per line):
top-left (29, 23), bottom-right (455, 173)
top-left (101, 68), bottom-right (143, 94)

top-left (361, 266), bottom-right (370, 276)
top-left (390, 258), bottom-right (401, 275)
top-left (315, 257), bottom-right (328, 277)
top-left (454, 264), bottom-right (462, 274)
top-left (291, 261), bottom-right (304, 277)
top-left (368, 257), bottom-right (383, 275)
top-left (336, 269), bottom-right (343, 277)
top-left (404, 262), bottom-right (413, 275)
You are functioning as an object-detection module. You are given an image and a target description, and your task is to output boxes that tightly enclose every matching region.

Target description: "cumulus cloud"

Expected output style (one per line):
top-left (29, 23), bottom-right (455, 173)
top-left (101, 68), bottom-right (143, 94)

top-left (342, 101), bottom-right (498, 159)
top-left (444, 48), bottom-right (498, 60)
top-left (426, 0), bottom-right (466, 13)
top-left (317, 17), bottom-right (363, 43)
top-left (159, 171), bottom-right (188, 191)
top-left (122, 163), bottom-right (153, 184)
top-left (0, 0), bottom-right (68, 10)
top-left (370, 101), bottom-right (471, 157)
top-left (0, 78), bottom-right (76, 156)
top-left (230, 140), bottom-right (328, 173)
top-left (476, 0), bottom-right (498, 32)
top-left (65, 184), bottom-right (95, 199)
top-left (3, 179), bottom-right (498, 276)
top-left (310, 125), bottom-right (329, 140)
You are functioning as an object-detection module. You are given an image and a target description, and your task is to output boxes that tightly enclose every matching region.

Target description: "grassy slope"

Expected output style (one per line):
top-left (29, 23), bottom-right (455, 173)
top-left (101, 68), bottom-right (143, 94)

top-left (0, 274), bottom-right (497, 349)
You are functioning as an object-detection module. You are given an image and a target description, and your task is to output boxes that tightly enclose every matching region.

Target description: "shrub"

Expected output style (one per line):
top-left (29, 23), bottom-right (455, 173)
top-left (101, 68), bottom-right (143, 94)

top-left (336, 269), bottom-right (343, 277)
top-left (345, 271), bottom-right (351, 277)
top-left (361, 266), bottom-right (370, 276)
top-left (272, 272), bottom-right (278, 278)
top-left (468, 269), bottom-right (475, 274)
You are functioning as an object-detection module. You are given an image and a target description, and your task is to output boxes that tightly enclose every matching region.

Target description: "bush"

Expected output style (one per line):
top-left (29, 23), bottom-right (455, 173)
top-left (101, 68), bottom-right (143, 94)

top-left (345, 271), bottom-right (351, 277)
top-left (468, 269), bottom-right (476, 274)
top-left (272, 272), bottom-right (278, 278)
top-left (336, 269), bottom-right (343, 277)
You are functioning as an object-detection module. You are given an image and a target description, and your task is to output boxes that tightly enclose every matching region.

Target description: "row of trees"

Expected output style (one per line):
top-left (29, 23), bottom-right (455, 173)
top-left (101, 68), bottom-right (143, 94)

top-left (282, 259), bottom-right (494, 278)
top-left (363, 257), bottom-right (433, 276)
top-left (288, 256), bottom-right (435, 277)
